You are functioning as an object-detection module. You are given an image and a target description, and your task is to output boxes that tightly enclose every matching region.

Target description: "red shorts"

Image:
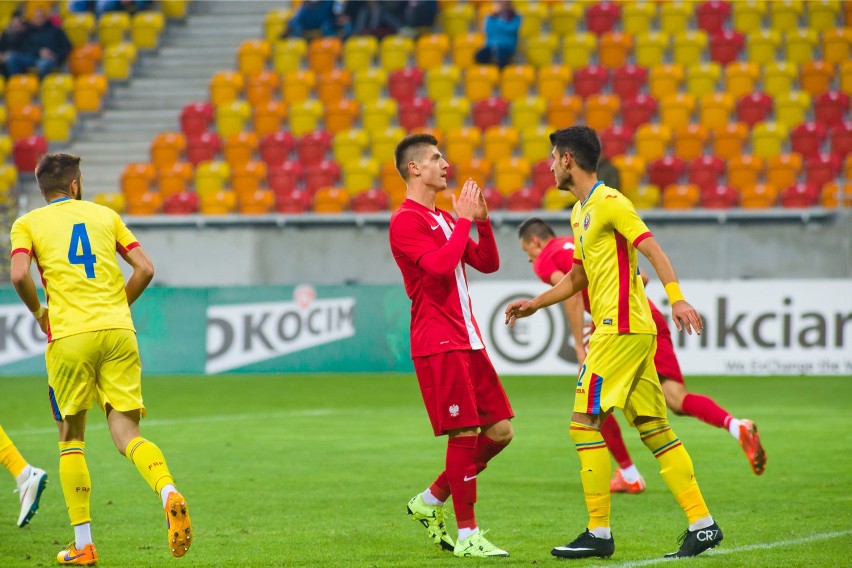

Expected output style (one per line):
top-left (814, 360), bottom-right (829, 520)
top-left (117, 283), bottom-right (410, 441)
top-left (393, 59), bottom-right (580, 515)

top-left (651, 307), bottom-right (685, 384)
top-left (413, 349), bottom-right (514, 436)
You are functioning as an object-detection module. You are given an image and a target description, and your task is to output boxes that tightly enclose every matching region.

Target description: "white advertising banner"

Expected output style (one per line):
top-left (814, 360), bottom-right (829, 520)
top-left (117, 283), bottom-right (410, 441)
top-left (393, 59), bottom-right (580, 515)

top-left (469, 279), bottom-right (852, 376)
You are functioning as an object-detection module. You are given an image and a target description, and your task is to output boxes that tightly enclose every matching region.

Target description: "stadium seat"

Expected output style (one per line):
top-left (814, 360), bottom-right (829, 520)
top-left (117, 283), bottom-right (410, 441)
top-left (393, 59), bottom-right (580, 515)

top-left (452, 33), bottom-right (485, 69)
top-left (322, 99), bottom-right (357, 135)
top-left (561, 33), bottom-right (597, 70)
top-left (598, 32), bottom-right (633, 69)
top-left (662, 183), bottom-right (700, 210)
top-left (388, 67), bottom-right (424, 103)
top-left (523, 34), bottom-right (559, 70)
top-left (209, 71), bottom-right (244, 107)
top-left (380, 161), bottom-right (407, 202)
top-left (709, 30), bottom-right (745, 65)
top-left (307, 37), bottom-right (342, 74)
top-left (500, 65), bottom-right (535, 102)
top-left (612, 64), bottom-right (647, 99)
top-left (542, 187), bottom-right (578, 210)
top-left (199, 190), bottom-right (236, 215)
top-left (40, 74), bottom-right (74, 110)
top-left (273, 38), bottom-right (307, 74)
top-left (780, 182), bottom-right (820, 208)
top-left (6, 75), bottom-right (39, 113)
top-left (686, 63), bottom-right (721, 97)
top-left (821, 181), bottom-right (852, 208)
top-left (464, 65), bottom-right (500, 102)
top-left (194, 161), bottom-right (231, 196)
top-left (297, 130), bottom-right (333, 166)
top-left (733, 1), bottom-right (767, 33)
top-left (304, 160), bottom-right (341, 193)
top-left (380, 35), bottom-right (414, 72)
top-left (94, 192), bottom-right (126, 214)
top-left (162, 0), bottom-right (188, 19)
top-left (516, 2), bottom-right (547, 39)
top-left (8, 105), bottom-right (42, 141)
top-left (222, 132), bottom-right (258, 168)
top-left (243, 71), bottom-right (279, 107)
top-left (350, 189), bottom-right (390, 213)
top-left (268, 160), bottom-right (303, 193)
top-left (455, 158), bottom-right (493, 188)
top-left (536, 65), bottom-right (571, 102)
top-left (800, 61), bottom-right (835, 98)
top-left (763, 61), bottom-right (797, 98)
top-left (398, 96), bottom-right (433, 131)
top-left (494, 158), bottom-right (531, 196)
top-left (805, 153), bottom-right (841, 188)
top-left (98, 12), bottom-right (130, 47)
top-left (264, 8), bottom-right (291, 43)
top-left (344, 36), bottom-right (378, 73)
top-left (446, 127), bottom-right (482, 164)
top-left (121, 162), bottom-right (157, 200)
top-left (546, 95), bottom-right (584, 131)
top-left (623, 2), bottom-right (656, 35)
top-left (809, 1), bottom-right (843, 31)
top-left (510, 96), bottom-right (547, 131)
top-left (634, 31), bottom-right (668, 68)
top-left (162, 191), bottom-right (198, 215)
top-left (103, 42), bottom-right (137, 81)
top-left (740, 183), bottom-right (778, 209)
top-left (232, 161), bottom-right (268, 198)
top-left (622, 94), bottom-right (658, 131)
top-left (315, 69), bottom-right (351, 105)
top-left (751, 122), bottom-right (788, 159)
top-left (237, 40), bottom-right (271, 76)
top-left (370, 126), bottom-right (405, 164)
top-left (673, 124), bottom-right (709, 161)
top-left (426, 65), bottom-right (462, 102)
top-left (551, 3), bottom-right (583, 36)
top-left (530, 160), bottom-right (554, 191)
top-left (747, 30), bottom-right (782, 65)
top-left (361, 98), bottom-right (398, 135)
top-left (483, 126), bottom-right (519, 163)
top-left (441, 3), bottom-right (475, 38)
top-left (770, 0), bottom-right (804, 32)
top-left (416, 34), bottom-right (450, 69)
top-left (186, 132), bottom-right (221, 166)
top-left (599, 125), bottom-right (634, 159)
top-left (125, 191), bottom-right (162, 216)
top-left (573, 65), bottom-right (609, 98)
top-left (698, 93), bottom-right (733, 129)
top-left (696, 1), bottom-right (731, 35)
top-left (612, 155), bottom-right (647, 192)
top-left (672, 31), bottom-right (708, 66)
top-left (355, 68), bottom-right (391, 105)
top-left (314, 187), bottom-right (350, 214)
top-left (157, 162), bottom-right (194, 199)
top-left (434, 189), bottom-right (454, 211)
top-left (623, 184), bottom-right (661, 209)
top-left (724, 62), bottom-right (760, 99)
top-left (790, 122), bottom-right (828, 159)
top-left (660, 93), bottom-right (696, 131)
top-left (520, 126), bottom-right (552, 162)
top-left (506, 187), bottom-right (542, 211)
top-left (766, 152), bottom-right (804, 189)
top-left (785, 28), bottom-right (818, 64)
top-left (814, 91), bottom-right (849, 125)
top-left (830, 121), bottom-right (852, 159)
top-left (68, 43), bottom-right (103, 76)
top-left (822, 28), bottom-right (852, 65)
top-left (253, 100), bottom-right (287, 137)
top-left (150, 132), bottom-right (186, 169)
top-left (774, 91), bottom-right (811, 129)
top-left (288, 100), bottom-right (324, 137)
top-left (43, 104), bottom-right (76, 143)
top-left (701, 184), bottom-right (739, 209)
top-left (846, 153), bottom-right (852, 180)
top-left (660, 1), bottom-right (695, 34)
top-left (727, 154), bottom-right (764, 189)
top-left (649, 64), bottom-right (684, 100)
top-left (180, 102), bottom-right (214, 138)
top-left (688, 154), bottom-right (726, 191)
top-left (584, 94), bottom-right (620, 131)
top-left (342, 157), bottom-right (380, 195)
top-left (63, 12), bottom-right (95, 48)
top-left (13, 136), bottom-right (47, 171)
top-left (585, 2), bottom-right (621, 35)
top-left (215, 100), bottom-right (251, 138)
top-left (712, 122), bottom-right (749, 160)
top-left (468, 96), bottom-right (505, 131)
top-left (736, 92), bottom-right (773, 127)
top-left (649, 156), bottom-right (686, 189)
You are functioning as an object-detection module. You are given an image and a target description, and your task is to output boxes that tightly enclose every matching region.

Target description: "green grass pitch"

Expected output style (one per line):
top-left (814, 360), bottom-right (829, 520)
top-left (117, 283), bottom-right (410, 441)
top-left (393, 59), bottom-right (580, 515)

top-left (1, 374), bottom-right (850, 567)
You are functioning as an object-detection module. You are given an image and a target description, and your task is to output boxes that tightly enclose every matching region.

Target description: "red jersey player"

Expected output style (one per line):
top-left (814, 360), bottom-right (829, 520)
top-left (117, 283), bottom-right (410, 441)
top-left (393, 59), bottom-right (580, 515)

top-left (389, 134), bottom-right (514, 558)
top-left (517, 217), bottom-right (767, 493)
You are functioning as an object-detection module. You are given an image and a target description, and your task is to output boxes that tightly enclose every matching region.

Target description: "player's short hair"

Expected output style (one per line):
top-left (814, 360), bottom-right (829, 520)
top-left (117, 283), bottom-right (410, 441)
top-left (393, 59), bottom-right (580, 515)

top-left (549, 126), bottom-right (601, 174)
top-left (394, 133), bottom-right (439, 181)
top-left (518, 217), bottom-right (556, 241)
top-left (35, 153), bottom-right (81, 196)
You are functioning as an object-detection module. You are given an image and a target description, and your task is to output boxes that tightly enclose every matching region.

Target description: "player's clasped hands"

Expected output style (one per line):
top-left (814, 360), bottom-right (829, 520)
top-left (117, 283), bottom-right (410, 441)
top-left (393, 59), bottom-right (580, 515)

top-left (671, 300), bottom-right (703, 335)
top-left (452, 178), bottom-right (488, 221)
top-left (504, 299), bottom-right (538, 327)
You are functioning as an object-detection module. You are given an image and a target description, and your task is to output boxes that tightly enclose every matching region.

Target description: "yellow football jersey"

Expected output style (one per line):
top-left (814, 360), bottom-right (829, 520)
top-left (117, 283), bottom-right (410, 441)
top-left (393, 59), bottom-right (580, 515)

top-left (571, 182), bottom-right (656, 336)
top-left (10, 198), bottom-right (139, 341)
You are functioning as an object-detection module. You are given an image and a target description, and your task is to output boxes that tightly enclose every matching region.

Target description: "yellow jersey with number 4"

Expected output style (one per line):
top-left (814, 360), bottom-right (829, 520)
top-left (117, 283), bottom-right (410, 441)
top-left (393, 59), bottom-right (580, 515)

top-left (10, 198), bottom-right (139, 341)
top-left (571, 182), bottom-right (656, 336)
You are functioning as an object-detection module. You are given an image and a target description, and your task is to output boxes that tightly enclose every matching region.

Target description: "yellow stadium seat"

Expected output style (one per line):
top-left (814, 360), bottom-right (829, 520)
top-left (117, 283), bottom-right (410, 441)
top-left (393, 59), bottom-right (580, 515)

top-left (520, 126), bottom-right (551, 162)
top-left (98, 12), bottom-right (129, 47)
top-left (40, 73), bottom-right (73, 110)
top-left (510, 96), bottom-right (546, 131)
top-left (547, 95), bottom-right (583, 129)
top-left (232, 161), bottom-right (267, 198)
top-left (612, 155), bottom-right (647, 193)
top-left (215, 100), bottom-right (251, 138)
top-left (195, 161), bottom-right (232, 197)
top-left (774, 91), bottom-right (811, 129)
top-left (324, 98), bottom-right (359, 135)
top-left (103, 42), bottom-right (137, 81)
top-left (333, 128), bottom-right (369, 164)
top-left (542, 187), bottom-right (578, 210)
top-left (380, 35), bottom-right (413, 72)
top-left (199, 190), bottom-right (237, 215)
top-left (426, 65), bottom-right (461, 102)
top-left (150, 132), bottom-right (187, 169)
top-left (766, 152), bottom-right (803, 189)
top-left (416, 34), bottom-right (450, 69)
top-left (362, 98), bottom-right (398, 135)
top-left (316, 68), bottom-right (351, 105)
top-left (634, 31), bottom-right (668, 68)
top-left (747, 29), bottom-right (782, 65)
top-left (585, 94), bottom-right (620, 130)
top-left (370, 126), bottom-right (406, 163)
top-left (280, 69), bottom-right (315, 104)
top-left (500, 64), bottom-right (535, 102)
top-left (662, 184), bottom-right (700, 210)
top-left (623, 184), bottom-right (661, 209)
top-left (551, 3), bottom-right (583, 36)
top-left (808, 0), bottom-right (842, 32)
top-left (435, 97), bottom-right (471, 131)
top-left (673, 124), bottom-right (709, 161)
top-left (672, 31), bottom-right (708, 66)
top-left (699, 93), bottom-right (734, 129)
top-left (649, 64), bottom-right (684, 100)
top-left (523, 33), bottom-right (558, 69)
top-left (343, 157), bottom-right (380, 194)
top-left (733, 0), bottom-right (768, 33)
top-left (770, 0), bottom-right (804, 32)
top-left (446, 127), bottom-right (482, 164)
top-left (483, 126), bottom-right (519, 163)
top-left (43, 104), bottom-right (76, 143)
top-left (751, 121), bottom-right (788, 159)
top-left (561, 32), bottom-right (597, 70)
top-left (343, 35), bottom-right (378, 72)
top-left (264, 9), bottom-right (292, 43)
top-left (800, 60), bottom-right (835, 97)
top-left (6, 75), bottom-right (39, 114)
top-left (635, 124), bottom-right (672, 162)
top-left (93, 192), bottom-right (125, 214)
top-left (660, 2), bottom-right (694, 34)
top-left (131, 11), bottom-right (164, 50)
top-left (63, 12), bottom-right (94, 48)
top-left (660, 93), bottom-right (696, 131)
top-left (494, 157), bottom-right (530, 196)
top-left (72, 74), bottom-right (107, 113)
top-left (237, 40), bottom-right (270, 76)
top-left (537, 65), bottom-right (572, 102)
top-left (785, 28), bottom-right (818, 64)
top-left (239, 189), bottom-right (275, 215)
top-left (599, 32), bottom-right (633, 69)
top-left (351, 67), bottom-right (387, 104)
top-left (452, 33), bottom-right (485, 69)
top-left (307, 37), bottom-right (342, 74)
top-left (712, 122), bottom-right (750, 160)
top-left (273, 38), bottom-right (307, 74)
top-left (288, 100), bottom-right (324, 137)
top-left (727, 154), bottom-right (764, 189)
top-left (822, 28), bottom-right (852, 64)
top-left (465, 65), bottom-right (500, 102)
top-left (162, 0), bottom-right (188, 19)
top-left (623, 2), bottom-right (656, 35)
top-left (314, 187), bottom-right (350, 214)
top-left (517, 2), bottom-right (547, 39)
top-left (253, 100), bottom-right (286, 137)
top-left (724, 62), bottom-right (760, 99)
top-left (685, 63), bottom-right (721, 98)
top-left (763, 61), bottom-right (797, 98)
top-left (223, 131), bottom-right (259, 168)
top-left (209, 71), bottom-right (244, 107)
top-left (441, 2), bottom-right (475, 38)
top-left (0, 136), bottom-right (11, 163)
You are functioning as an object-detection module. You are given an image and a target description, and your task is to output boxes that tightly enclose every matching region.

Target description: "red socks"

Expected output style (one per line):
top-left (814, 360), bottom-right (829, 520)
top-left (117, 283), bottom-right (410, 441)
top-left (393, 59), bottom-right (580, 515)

top-left (682, 393), bottom-right (731, 429)
top-left (446, 435), bottom-right (478, 530)
top-left (600, 414), bottom-right (634, 469)
top-left (429, 434), bottom-right (508, 503)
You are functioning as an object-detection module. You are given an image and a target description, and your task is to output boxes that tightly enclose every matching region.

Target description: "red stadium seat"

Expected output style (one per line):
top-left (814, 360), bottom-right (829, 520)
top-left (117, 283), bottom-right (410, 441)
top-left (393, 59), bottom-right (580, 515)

top-left (472, 96), bottom-right (509, 131)
top-left (186, 132), bottom-right (221, 166)
top-left (573, 65), bottom-right (609, 98)
top-left (350, 189), bottom-right (389, 213)
top-left (790, 122), bottom-right (828, 160)
top-left (599, 125), bottom-right (634, 159)
top-left (708, 30), bottom-right (744, 65)
top-left (506, 187), bottom-right (544, 210)
top-left (585, 1), bottom-right (621, 35)
top-left (297, 130), bottom-right (333, 165)
top-left (268, 160), bottom-right (303, 193)
top-left (13, 136), bottom-right (47, 171)
top-left (815, 91), bottom-right (850, 126)
top-left (612, 64), bottom-right (647, 99)
top-left (275, 188), bottom-right (312, 214)
top-left (259, 132), bottom-right (296, 167)
top-left (687, 154), bottom-right (725, 191)
top-left (736, 92), bottom-right (773, 127)
top-left (530, 159), bottom-right (554, 191)
top-left (648, 156), bottom-right (686, 189)
top-left (180, 102), bottom-right (213, 138)
top-left (622, 94), bottom-right (657, 131)
top-left (830, 122), bottom-right (852, 159)
top-left (388, 67), bottom-right (424, 103)
top-left (700, 184), bottom-right (739, 208)
top-left (805, 153), bottom-right (841, 188)
top-left (482, 187), bottom-right (505, 211)
top-left (398, 97), bottom-right (434, 131)
top-left (780, 183), bottom-right (820, 208)
top-left (304, 159), bottom-right (341, 192)
top-left (162, 191), bottom-right (199, 215)
top-left (696, 1), bottom-right (731, 34)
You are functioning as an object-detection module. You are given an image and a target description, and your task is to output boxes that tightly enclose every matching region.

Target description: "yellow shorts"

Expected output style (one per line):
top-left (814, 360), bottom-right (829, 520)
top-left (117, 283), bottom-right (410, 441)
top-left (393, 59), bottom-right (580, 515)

top-left (46, 329), bottom-right (145, 421)
top-left (574, 333), bottom-right (666, 426)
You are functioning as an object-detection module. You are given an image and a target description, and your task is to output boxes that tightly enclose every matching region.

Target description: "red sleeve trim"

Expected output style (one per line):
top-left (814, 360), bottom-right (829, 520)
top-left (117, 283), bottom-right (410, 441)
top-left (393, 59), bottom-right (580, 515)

top-left (632, 232), bottom-right (653, 248)
top-left (117, 241), bottom-right (140, 255)
top-left (10, 248), bottom-right (31, 258)
top-left (573, 258), bottom-right (583, 265)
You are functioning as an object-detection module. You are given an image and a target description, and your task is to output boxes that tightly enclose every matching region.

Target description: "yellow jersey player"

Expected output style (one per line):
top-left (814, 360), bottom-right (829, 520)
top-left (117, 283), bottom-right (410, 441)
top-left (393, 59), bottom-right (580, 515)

top-left (9, 153), bottom-right (192, 565)
top-left (505, 127), bottom-right (722, 560)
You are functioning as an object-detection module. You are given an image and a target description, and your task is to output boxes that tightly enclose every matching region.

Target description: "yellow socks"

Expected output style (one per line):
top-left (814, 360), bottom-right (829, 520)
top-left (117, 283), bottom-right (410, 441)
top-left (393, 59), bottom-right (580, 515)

top-left (569, 421), bottom-right (611, 532)
top-left (125, 437), bottom-right (174, 494)
top-left (639, 419), bottom-right (710, 524)
top-left (0, 425), bottom-right (27, 479)
top-left (59, 441), bottom-right (91, 525)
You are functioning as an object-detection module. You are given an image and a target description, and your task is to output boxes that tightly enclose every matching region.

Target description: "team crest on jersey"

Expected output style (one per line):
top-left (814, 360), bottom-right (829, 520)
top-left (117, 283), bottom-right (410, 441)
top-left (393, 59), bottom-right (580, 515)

top-left (583, 213), bottom-right (591, 230)
top-left (449, 404), bottom-right (460, 417)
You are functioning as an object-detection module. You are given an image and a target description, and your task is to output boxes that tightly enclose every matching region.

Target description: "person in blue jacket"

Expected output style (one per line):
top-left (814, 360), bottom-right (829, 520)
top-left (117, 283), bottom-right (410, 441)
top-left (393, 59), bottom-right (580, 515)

top-left (475, 1), bottom-right (521, 68)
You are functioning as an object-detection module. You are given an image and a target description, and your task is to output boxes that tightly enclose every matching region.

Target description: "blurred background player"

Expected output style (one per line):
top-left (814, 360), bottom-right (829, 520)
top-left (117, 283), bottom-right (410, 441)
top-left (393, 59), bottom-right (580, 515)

top-left (0, 424), bottom-right (47, 527)
top-left (9, 153), bottom-right (191, 565)
top-left (517, 218), bottom-right (768, 494)
top-left (390, 134), bottom-right (513, 558)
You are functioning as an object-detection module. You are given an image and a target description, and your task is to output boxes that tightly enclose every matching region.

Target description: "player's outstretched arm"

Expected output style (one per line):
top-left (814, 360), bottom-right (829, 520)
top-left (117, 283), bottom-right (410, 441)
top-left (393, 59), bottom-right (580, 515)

top-left (636, 237), bottom-right (702, 335)
top-left (123, 246), bottom-right (154, 306)
top-left (551, 272), bottom-right (588, 365)
top-left (10, 252), bottom-right (48, 334)
top-left (506, 263), bottom-right (589, 326)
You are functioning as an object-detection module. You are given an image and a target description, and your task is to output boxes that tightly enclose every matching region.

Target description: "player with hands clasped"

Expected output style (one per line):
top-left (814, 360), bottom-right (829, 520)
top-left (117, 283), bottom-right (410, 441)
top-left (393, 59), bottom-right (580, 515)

top-left (390, 134), bottom-right (514, 559)
top-left (505, 127), bottom-right (723, 560)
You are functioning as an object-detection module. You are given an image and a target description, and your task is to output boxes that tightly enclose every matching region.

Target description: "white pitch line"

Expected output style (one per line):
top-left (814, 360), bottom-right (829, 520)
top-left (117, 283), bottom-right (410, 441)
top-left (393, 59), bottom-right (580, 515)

top-left (596, 529), bottom-right (852, 568)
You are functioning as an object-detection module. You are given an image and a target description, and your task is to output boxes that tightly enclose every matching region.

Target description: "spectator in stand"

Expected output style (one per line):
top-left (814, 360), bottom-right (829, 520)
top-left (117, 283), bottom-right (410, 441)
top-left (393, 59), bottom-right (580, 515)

top-left (283, 0), bottom-right (337, 39)
top-left (6, 8), bottom-right (72, 79)
top-left (398, 0), bottom-right (438, 38)
top-left (351, 0), bottom-right (402, 39)
top-left (0, 9), bottom-right (27, 79)
top-left (475, 0), bottom-right (521, 68)
top-left (331, 0), bottom-right (362, 39)
top-left (69, 1), bottom-right (153, 16)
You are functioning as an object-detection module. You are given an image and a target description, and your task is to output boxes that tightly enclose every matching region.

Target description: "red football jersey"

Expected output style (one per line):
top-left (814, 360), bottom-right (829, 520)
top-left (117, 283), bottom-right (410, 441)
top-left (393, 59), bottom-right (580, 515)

top-left (389, 199), bottom-right (499, 357)
top-left (533, 236), bottom-right (591, 313)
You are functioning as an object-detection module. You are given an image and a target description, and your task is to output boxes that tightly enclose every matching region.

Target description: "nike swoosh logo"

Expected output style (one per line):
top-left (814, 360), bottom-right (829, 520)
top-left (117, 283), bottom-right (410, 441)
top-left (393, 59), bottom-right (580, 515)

top-left (554, 547), bottom-right (595, 551)
top-left (63, 552), bottom-right (86, 561)
top-left (463, 475), bottom-right (477, 481)
top-left (430, 224), bottom-right (440, 230)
